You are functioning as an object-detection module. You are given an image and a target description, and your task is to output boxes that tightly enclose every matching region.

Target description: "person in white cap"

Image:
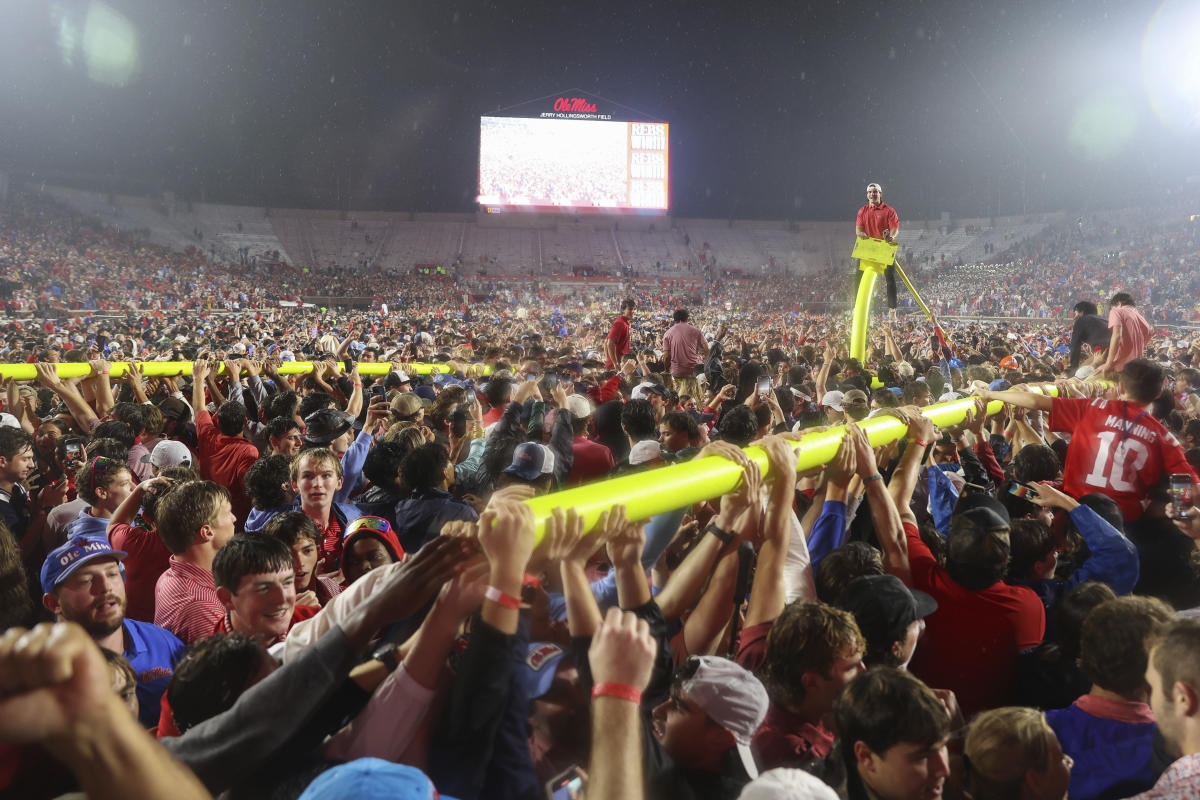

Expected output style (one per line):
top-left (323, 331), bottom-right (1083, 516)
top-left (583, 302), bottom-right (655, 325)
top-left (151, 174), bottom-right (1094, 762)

top-left (563, 394), bottom-right (615, 486)
top-left (142, 439), bottom-right (195, 476)
top-left (647, 654), bottom-right (770, 798)
top-left (820, 390), bottom-right (846, 425)
top-left (739, 768), bottom-right (839, 800)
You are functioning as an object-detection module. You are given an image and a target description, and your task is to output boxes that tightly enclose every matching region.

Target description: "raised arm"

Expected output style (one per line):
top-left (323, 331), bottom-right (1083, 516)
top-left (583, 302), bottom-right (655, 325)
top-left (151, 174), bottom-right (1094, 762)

top-left (587, 608), bottom-right (655, 800)
top-left (654, 441), bottom-right (760, 622)
top-left (743, 435), bottom-right (799, 629)
top-left (850, 423), bottom-right (910, 586)
top-left (36, 363), bottom-right (100, 432)
top-left (977, 386), bottom-right (1054, 413)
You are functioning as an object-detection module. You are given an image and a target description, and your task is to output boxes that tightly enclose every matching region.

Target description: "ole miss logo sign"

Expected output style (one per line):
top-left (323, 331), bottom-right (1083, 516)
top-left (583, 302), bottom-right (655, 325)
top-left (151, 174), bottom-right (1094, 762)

top-left (540, 96), bottom-right (611, 120)
top-left (554, 97), bottom-right (597, 113)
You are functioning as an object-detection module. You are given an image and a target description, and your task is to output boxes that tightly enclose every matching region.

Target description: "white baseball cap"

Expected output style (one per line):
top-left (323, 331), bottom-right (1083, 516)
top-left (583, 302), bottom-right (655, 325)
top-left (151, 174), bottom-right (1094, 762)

top-left (738, 769), bottom-right (840, 800)
top-left (679, 656), bottom-right (769, 779)
top-left (820, 390), bottom-right (845, 412)
top-left (141, 440), bottom-right (194, 469)
top-left (565, 394), bottom-right (593, 418)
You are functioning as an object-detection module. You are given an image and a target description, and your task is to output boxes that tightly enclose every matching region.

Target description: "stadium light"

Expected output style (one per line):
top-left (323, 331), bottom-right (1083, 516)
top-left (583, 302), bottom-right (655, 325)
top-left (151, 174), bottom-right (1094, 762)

top-left (1142, 0), bottom-right (1200, 134)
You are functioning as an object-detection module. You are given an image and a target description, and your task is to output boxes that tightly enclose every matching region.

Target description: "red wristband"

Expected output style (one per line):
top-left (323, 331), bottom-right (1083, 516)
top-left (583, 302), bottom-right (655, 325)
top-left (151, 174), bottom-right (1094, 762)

top-left (912, 439), bottom-right (927, 448)
top-left (484, 585), bottom-right (521, 609)
top-left (592, 682), bottom-right (642, 704)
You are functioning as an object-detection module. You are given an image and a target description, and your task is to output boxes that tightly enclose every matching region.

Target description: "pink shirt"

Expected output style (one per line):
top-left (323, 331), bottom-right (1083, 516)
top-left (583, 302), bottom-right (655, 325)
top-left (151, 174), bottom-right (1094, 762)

top-left (1107, 304), bottom-right (1152, 371)
top-left (662, 322), bottom-right (708, 377)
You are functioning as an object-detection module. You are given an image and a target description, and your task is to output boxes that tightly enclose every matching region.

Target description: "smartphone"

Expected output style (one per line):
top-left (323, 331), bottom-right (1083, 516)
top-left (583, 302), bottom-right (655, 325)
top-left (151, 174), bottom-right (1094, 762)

top-left (545, 766), bottom-right (587, 800)
top-left (545, 372), bottom-right (559, 389)
top-left (1008, 479), bottom-right (1034, 499)
top-left (370, 383), bottom-right (386, 401)
top-left (756, 377), bottom-right (772, 397)
top-left (1169, 473), bottom-right (1193, 520)
top-left (58, 437), bottom-right (85, 471)
top-left (526, 374), bottom-right (538, 382)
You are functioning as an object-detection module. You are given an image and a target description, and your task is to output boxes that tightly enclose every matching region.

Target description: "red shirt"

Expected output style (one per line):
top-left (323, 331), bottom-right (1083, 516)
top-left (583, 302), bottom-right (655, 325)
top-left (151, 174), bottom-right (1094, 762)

top-left (1049, 397), bottom-right (1198, 522)
top-left (109, 522), bottom-right (172, 623)
top-left (195, 409), bottom-right (259, 527)
top-left (153, 557), bottom-right (225, 645)
top-left (904, 522), bottom-right (1045, 716)
top-left (314, 513), bottom-right (343, 567)
top-left (606, 314), bottom-right (631, 368)
top-left (567, 435), bottom-right (615, 486)
top-left (856, 202), bottom-right (899, 239)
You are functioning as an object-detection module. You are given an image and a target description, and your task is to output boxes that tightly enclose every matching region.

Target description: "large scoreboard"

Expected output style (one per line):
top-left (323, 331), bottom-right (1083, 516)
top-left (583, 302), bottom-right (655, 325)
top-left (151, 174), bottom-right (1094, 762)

top-left (478, 95), bottom-right (668, 212)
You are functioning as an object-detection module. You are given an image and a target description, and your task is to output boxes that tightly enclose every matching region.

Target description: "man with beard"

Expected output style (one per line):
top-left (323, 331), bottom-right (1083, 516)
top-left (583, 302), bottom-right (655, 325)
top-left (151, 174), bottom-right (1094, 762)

top-left (41, 535), bottom-right (186, 728)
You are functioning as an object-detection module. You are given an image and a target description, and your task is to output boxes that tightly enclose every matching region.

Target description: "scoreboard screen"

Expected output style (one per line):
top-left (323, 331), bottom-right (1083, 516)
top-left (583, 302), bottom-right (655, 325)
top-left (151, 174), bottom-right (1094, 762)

top-left (478, 116), bottom-right (669, 211)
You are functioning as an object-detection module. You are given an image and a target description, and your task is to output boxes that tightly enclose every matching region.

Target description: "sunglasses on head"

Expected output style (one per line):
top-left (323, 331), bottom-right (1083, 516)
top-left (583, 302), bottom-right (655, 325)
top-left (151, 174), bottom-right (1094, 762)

top-left (88, 456), bottom-right (120, 494)
top-left (346, 516), bottom-right (393, 536)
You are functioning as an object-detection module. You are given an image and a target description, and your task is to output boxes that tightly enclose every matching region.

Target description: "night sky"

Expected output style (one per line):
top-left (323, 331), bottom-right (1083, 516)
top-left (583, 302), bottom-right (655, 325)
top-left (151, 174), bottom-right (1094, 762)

top-left (1, 0), bottom-right (1197, 220)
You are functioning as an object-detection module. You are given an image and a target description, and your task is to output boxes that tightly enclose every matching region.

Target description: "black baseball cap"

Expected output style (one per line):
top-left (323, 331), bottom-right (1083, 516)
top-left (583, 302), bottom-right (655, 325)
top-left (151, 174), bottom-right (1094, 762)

top-left (836, 574), bottom-right (937, 650)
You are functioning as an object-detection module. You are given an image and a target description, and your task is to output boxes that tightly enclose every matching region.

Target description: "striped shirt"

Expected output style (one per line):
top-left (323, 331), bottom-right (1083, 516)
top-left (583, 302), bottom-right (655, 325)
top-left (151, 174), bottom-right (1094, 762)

top-left (316, 515), bottom-right (343, 567)
top-left (153, 557), bottom-right (225, 645)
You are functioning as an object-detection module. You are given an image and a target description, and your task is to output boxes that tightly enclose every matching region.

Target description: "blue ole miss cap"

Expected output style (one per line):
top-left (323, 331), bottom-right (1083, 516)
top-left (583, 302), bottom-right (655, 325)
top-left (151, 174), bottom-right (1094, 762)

top-left (41, 535), bottom-right (127, 594)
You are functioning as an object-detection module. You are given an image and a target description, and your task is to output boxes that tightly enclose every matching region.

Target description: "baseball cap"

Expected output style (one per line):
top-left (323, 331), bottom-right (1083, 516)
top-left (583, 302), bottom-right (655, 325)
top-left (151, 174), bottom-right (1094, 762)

top-left (389, 393), bottom-right (424, 420)
top-left (988, 379), bottom-right (1012, 392)
top-left (413, 385), bottom-right (437, 403)
top-left (432, 373), bottom-right (463, 387)
top-left (565, 394), bottom-right (593, 418)
top-left (843, 389), bottom-right (868, 407)
top-left (820, 390), bottom-right (845, 412)
top-left (679, 655), bottom-right (769, 779)
top-left (298, 758), bottom-right (458, 800)
top-left (41, 535), bottom-right (128, 594)
top-left (999, 355), bottom-right (1019, 370)
top-left (835, 575), bottom-right (937, 655)
top-left (157, 397), bottom-right (189, 420)
top-left (521, 641), bottom-right (567, 700)
top-left (938, 391), bottom-right (962, 403)
top-left (953, 492), bottom-right (1011, 530)
top-left (303, 408), bottom-right (355, 446)
top-left (631, 381), bottom-right (669, 401)
top-left (738, 768), bottom-right (840, 800)
top-left (384, 370), bottom-right (412, 388)
top-left (141, 439), bottom-right (193, 469)
top-left (503, 442), bottom-right (556, 481)
top-left (0, 413), bottom-right (20, 429)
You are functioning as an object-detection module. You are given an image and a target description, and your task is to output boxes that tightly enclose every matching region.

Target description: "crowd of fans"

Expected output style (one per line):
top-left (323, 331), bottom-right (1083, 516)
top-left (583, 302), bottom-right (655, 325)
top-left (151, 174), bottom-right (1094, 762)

top-left (1, 191), bottom-right (1200, 799)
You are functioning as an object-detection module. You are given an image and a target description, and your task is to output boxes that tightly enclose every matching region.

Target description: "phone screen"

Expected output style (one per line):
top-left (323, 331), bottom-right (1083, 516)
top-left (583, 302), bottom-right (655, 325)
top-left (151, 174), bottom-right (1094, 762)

top-left (1008, 480), bottom-right (1033, 499)
top-left (757, 378), bottom-right (772, 396)
top-left (546, 767), bottom-right (587, 800)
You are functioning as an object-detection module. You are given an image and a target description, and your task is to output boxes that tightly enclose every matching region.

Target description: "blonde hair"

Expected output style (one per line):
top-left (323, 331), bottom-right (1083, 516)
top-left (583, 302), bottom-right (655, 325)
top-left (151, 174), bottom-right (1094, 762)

top-left (289, 447), bottom-right (343, 483)
top-left (964, 707), bottom-right (1054, 800)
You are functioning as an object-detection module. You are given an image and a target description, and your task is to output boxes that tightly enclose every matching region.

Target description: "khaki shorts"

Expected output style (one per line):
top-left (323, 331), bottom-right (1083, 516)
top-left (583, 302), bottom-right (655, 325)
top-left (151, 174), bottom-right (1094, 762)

top-left (673, 374), bottom-right (701, 400)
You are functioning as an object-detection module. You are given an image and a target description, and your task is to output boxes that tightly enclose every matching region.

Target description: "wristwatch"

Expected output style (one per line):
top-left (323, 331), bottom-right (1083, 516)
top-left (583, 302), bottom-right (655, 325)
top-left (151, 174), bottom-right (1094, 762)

top-left (705, 521), bottom-right (735, 545)
top-left (370, 642), bottom-right (400, 673)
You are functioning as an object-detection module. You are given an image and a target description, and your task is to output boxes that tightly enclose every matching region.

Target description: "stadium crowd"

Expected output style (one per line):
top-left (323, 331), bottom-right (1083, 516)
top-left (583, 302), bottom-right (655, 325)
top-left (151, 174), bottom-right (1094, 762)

top-left (2, 190), bottom-right (1200, 800)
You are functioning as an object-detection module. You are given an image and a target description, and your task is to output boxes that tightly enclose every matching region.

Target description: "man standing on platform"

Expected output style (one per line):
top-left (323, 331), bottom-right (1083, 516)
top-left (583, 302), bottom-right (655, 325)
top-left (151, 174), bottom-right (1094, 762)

top-left (856, 183), bottom-right (901, 319)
